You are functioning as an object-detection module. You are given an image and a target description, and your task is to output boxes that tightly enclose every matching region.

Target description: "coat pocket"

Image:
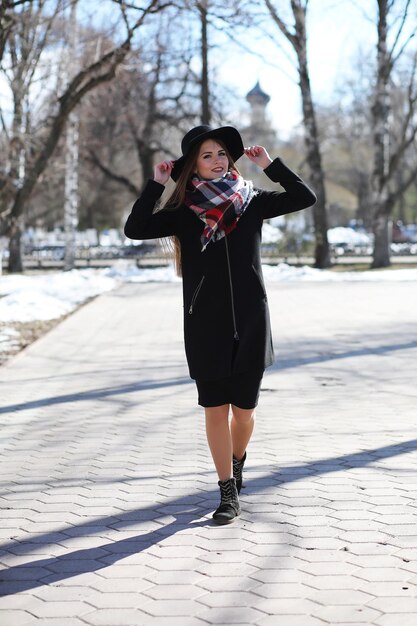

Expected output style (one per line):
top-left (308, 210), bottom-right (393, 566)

top-left (188, 276), bottom-right (205, 314)
top-left (251, 264), bottom-right (267, 299)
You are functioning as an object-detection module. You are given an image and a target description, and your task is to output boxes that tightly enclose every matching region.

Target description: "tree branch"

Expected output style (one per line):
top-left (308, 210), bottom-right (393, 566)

top-left (389, 0), bottom-right (414, 65)
top-left (264, 0), bottom-right (297, 46)
top-left (87, 149), bottom-right (141, 197)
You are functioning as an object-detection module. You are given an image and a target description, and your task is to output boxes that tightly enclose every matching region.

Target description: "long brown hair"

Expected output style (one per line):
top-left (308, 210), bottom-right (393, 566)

top-left (158, 139), bottom-right (241, 275)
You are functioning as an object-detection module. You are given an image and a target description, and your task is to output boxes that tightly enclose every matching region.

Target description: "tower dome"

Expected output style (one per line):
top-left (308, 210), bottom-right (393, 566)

top-left (246, 81), bottom-right (271, 106)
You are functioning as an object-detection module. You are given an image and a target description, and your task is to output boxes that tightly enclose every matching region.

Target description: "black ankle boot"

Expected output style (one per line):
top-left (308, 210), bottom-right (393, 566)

top-left (233, 452), bottom-right (247, 494)
top-left (212, 477), bottom-right (241, 525)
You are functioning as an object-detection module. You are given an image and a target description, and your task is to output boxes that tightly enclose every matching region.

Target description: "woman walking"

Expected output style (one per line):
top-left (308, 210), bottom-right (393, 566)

top-left (124, 125), bottom-right (316, 524)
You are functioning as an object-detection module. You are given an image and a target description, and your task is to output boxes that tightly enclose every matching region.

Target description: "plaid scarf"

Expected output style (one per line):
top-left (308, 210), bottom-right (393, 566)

top-left (185, 171), bottom-right (256, 251)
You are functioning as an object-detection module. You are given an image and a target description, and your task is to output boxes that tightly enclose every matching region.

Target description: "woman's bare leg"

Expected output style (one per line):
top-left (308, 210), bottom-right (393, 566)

top-left (205, 404), bottom-right (232, 481)
top-left (231, 405), bottom-right (255, 461)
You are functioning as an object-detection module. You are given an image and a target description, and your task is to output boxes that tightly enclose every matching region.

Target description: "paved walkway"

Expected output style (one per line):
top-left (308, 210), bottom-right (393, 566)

top-left (1, 278), bottom-right (417, 626)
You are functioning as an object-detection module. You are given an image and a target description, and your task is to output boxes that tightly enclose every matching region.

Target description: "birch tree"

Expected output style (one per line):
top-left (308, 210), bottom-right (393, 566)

top-left (63, 0), bottom-right (79, 270)
top-left (370, 0), bottom-right (417, 267)
top-left (262, 0), bottom-right (330, 268)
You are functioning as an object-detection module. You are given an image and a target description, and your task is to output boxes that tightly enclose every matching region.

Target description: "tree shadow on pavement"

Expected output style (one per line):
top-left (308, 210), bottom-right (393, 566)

top-left (271, 338), bottom-right (417, 371)
top-left (0, 505), bottom-right (212, 596)
top-left (3, 337), bottom-right (416, 415)
top-left (0, 377), bottom-right (191, 415)
top-left (2, 436), bottom-right (417, 596)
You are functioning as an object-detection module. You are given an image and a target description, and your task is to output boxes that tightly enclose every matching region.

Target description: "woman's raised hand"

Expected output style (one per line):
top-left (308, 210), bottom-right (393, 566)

top-left (153, 160), bottom-right (175, 185)
top-left (244, 146), bottom-right (272, 169)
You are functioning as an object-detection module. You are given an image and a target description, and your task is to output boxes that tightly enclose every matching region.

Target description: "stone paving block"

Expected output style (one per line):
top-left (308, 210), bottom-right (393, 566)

top-left (196, 606), bottom-right (266, 624)
top-left (293, 548), bottom-right (351, 563)
top-left (336, 531), bottom-right (393, 544)
top-left (29, 620), bottom-right (91, 626)
top-left (366, 596), bottom-right (417, 613)
top-left (83, 592), bottom-right (152, 609)
top-left (144, 585), bottom-right (205, 601)
top-left (195, 562), bottom-right (259, 577)
top-left (26, 600), bottom-right (94, 618)
top-left (196, 577), bottom-right (262, 593)
top-left (251, 582), bottom-right (315, 599)
top-left (391, 536), bottom-right (417, 549)
top-left (0, 565), bottom-right (52, 581)
top-left (31, 585), bottom-right (97, 602)
top-left (144, 566), bottom-right (209, 586)
top-left (307, 575), bottom-right (367, 590)
top-left (374, 615), bottom-right (417, 626)
top-left (308, 589), bottom-right (375, 606)
top-left (354, 567), bottom-right (413, 582)
top-left (249, 568), bottom-right (316, 585)
top-left (291, 526), bottom-right (341, 539)
top-left (252, 597), bottom-right (320, 615)
top-left (197, 591), bottom-right (263, 608)
top-left (257, 616), bottom-right (324, 626)
top-left (0, 610), bottom-right (42, 625)
top-left (311, 604), bottom-right (382, 623)
top-left (137, 599), bottom-right (205, 617)
top-left (127, 615), bottom-right (207, 626)
top-left (297, 562), bottom-right (358, 576)
top-left (345, 543), bottom-right (398, 556)
top-left (0, 594), bottom-right (45, 610)
top-left (81, 608), bottom-right (157, 625)
top-left (197, 550), bottom-right (249, 564)
top-left (87, 578), bottom-right (152, 594)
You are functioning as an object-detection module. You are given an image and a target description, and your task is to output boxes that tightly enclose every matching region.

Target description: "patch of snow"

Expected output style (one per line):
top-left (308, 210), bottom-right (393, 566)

top-left (0, 269), bottom-right (116, 322)
top-left (327, 227), bottom-right (372, 246)
top-left (0, 326), bottom-right (21, 352)
top-left (262, 263), bottom-right (417, 282)
top-left (262, 223), bottom-right (283, 244)
top-left (103, 260), bottom-right (181, 283)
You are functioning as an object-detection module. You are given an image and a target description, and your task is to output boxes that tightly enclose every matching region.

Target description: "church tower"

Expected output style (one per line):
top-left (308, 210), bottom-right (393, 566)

top-left (241, 81), bottom-right (276, 185)
top-left (246, 80), bottom-right (271, 129)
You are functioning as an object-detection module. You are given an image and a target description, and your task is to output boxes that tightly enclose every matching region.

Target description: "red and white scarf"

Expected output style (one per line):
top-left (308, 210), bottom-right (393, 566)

top-left (185, 171), bottom-right (256, 251)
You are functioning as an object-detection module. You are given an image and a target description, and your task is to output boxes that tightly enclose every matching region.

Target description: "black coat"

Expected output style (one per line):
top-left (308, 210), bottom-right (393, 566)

top-left (124, 158), bottom-right (316, 381)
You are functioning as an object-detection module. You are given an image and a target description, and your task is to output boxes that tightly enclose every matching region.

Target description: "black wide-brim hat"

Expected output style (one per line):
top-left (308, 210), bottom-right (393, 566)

top-left (171, 125), bottom-right (244, 182)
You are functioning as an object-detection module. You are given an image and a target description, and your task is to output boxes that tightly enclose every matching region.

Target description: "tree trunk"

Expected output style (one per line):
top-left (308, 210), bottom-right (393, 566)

top-left (8, 221), bottom-right (23, 273)
top-left (264, 0), bottom-right (330, 268)
top-left (64, 109), bottom-right (79, 271)
top-left (64, 0), bottom-right (79, 271)
top-left (372, 212), bottom-right (391, 268)
top-left (198, 0), bottom-right (210, 125)
top-left (295, 9), bottom-right (330, 268)
top-left (139, 148), bottom-right (155, 183)
top-left (356, 171), bottom-right (372, 228)
top-left (370, 1), bottom-right (391, 267)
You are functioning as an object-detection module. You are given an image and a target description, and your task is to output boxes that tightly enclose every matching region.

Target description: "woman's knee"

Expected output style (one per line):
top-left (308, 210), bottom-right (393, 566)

top-left (205, 404), bottom-right (230, 421)
top-left (231, 405), bottom-right (255, 424)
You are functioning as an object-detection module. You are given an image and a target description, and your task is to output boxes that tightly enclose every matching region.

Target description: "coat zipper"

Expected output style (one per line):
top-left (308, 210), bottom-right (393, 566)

top-left (224, 237), bottom-right (239, 340)
top-left (189, 276), bottom-right (205, 314)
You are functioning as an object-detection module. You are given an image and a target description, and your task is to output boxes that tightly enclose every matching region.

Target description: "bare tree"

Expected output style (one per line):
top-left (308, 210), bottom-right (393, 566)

top-left (196, 0), bottom-right (210, 124)
top-left (370, 0), bottom-right (417, 267)
top-left (63, 0), bottom-right (79, 270)
top-left (259, 0), bottom-right (330, 268)
top-left (0, 0), bottom-right (170, 272)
